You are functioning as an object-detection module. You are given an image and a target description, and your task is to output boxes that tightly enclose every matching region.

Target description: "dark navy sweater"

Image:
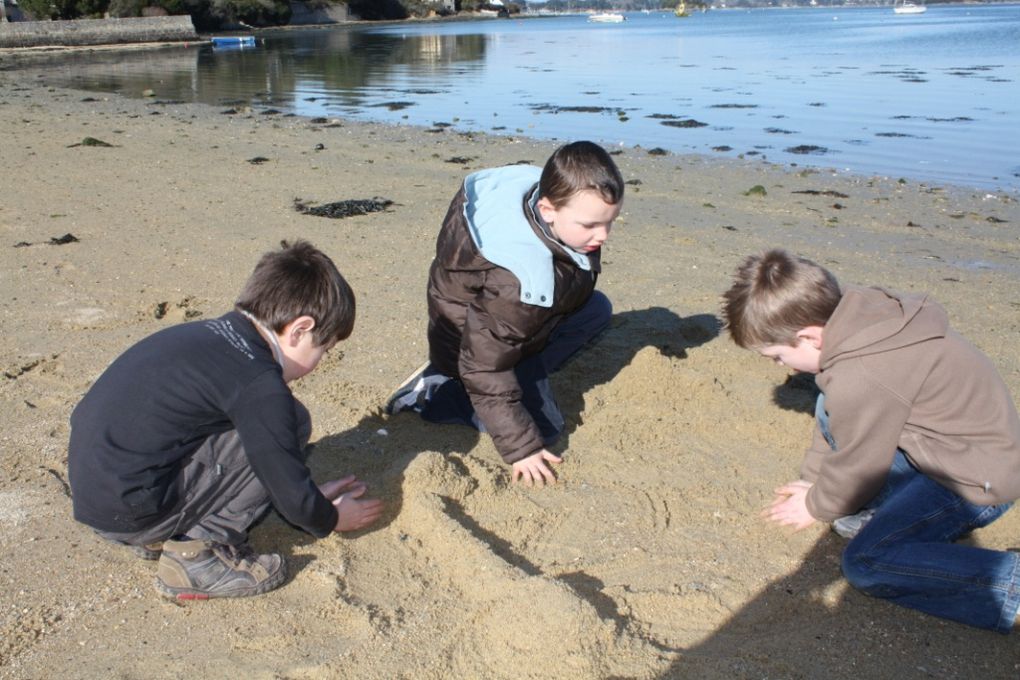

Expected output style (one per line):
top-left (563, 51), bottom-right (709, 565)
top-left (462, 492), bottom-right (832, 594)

top-left (68, 311), bottom-right (338, 537)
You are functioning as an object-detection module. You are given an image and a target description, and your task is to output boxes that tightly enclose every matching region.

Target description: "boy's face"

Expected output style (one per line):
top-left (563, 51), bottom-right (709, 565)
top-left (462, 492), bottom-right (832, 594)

top-left (758, 326), bottom-right (824, 374)
top-left (537, 189), bottom-right (621, 254)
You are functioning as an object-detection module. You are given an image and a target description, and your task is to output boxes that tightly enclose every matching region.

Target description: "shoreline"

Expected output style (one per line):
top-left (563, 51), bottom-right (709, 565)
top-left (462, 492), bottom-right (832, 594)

top-left (2, 77), bottom-right (1020, 677)
top-left (4, 13), bottom-right (1017, 196)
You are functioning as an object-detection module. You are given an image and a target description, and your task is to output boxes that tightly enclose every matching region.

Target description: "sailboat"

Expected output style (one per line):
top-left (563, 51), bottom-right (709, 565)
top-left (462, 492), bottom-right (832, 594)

top-left (893, 0), bottom-right (926, 14)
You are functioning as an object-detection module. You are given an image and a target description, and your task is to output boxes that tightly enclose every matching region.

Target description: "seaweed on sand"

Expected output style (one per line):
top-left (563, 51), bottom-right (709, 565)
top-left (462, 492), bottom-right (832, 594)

top-left (294, 198), bottom-right (394, 219)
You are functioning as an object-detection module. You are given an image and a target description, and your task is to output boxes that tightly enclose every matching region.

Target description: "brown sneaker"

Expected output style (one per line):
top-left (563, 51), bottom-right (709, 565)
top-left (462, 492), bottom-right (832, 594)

top-left (155, 539), bottom-right (286, 600)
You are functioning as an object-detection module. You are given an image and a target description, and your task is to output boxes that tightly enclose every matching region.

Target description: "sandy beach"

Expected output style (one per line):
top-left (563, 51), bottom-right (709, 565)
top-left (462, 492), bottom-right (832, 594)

top-left (2, 61), bottom-right (1020, 678)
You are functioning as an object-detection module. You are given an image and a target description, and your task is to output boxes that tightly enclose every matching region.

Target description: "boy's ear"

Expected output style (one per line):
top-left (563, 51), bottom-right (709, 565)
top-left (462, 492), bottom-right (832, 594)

top-left (536, 196), bottom-right (557, 223)
top-left (796, 325), bottom-right (825, 349)
top-left (284, 315), bottom-right (316, 346)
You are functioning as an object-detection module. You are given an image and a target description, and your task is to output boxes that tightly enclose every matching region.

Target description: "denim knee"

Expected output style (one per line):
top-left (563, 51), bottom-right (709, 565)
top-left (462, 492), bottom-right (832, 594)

top-left (588, 291), bottom-right (613, 329)
top-left (841, 540), bottom-right (888, 595)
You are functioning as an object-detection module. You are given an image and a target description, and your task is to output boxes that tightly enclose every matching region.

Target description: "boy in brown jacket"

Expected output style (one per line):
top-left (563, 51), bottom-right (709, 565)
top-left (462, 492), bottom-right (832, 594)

top-left (385, 141), bottom-right (624, 486)
top-left (722, 248), bottom-right (1020, 632)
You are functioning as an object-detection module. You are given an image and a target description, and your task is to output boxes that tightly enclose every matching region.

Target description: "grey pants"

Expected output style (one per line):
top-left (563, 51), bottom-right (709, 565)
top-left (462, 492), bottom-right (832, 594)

top-left (98, 401), bottom-right (312, 548)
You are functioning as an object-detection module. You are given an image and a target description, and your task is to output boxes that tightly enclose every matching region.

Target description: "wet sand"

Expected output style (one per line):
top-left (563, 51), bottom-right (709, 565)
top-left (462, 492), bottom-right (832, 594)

top-left (2, 73), bottom-right (1020, 678)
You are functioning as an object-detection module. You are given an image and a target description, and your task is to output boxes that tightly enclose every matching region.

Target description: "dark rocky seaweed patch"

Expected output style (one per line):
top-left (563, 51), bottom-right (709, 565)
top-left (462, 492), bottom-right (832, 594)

top-left (710, 103), bottom-right (758, 109)
top-left (294, 197), bottom-right (394, 219)
top-left (764, 127), bottom-right (796, 134)
top-left (660, 119), bottom-right (708, 128)
top-left (785, 145), bottom-right (829, 155)
top-left (529, 104), bottom-right (623, 115)
top-left (792, 189), bottom-right (850, 198)
top-left (373, 101), bottom-right (416, 111)
top-left (875, 132), bottom-right (931, 139)
top-left (68, 137), bottom-right (114, 148)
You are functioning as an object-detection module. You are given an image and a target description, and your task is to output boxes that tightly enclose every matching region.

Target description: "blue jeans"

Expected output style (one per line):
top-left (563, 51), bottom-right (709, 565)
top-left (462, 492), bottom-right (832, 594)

top-left (421, 291), bottom-right (612, 446)
top-left (816, 393), bottom-right (1020, 633)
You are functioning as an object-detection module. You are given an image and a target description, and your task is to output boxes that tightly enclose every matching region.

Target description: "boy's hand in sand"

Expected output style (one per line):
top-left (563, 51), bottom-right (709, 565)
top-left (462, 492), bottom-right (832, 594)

top-left (763, 479), bottom-right (817, 530)
top-left (512, 449), bottom-right (562, 487)
top-left (319, 476), bottom-right (384, 532)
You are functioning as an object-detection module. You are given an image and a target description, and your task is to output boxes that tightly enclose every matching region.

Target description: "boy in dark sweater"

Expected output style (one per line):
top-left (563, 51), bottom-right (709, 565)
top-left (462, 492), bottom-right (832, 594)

top-left (69, 240), bottom-right (383, 600)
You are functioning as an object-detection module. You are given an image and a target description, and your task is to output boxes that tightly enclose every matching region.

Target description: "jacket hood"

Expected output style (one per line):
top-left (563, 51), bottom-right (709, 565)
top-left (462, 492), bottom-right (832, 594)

top-left (820, 286), bottom-right (948, 370)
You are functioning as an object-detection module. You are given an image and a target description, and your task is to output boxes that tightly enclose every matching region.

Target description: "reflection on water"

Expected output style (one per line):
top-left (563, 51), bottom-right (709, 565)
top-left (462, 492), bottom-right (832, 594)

top-left (28, 28), bottom-right (485, 112)
top-left (9, 8), bottom-right (1020, 190)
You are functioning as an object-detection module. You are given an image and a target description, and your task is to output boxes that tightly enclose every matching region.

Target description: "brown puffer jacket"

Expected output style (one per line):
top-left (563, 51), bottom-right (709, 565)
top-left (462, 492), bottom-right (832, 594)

top-left (426, 172), bottom-right (600, 464)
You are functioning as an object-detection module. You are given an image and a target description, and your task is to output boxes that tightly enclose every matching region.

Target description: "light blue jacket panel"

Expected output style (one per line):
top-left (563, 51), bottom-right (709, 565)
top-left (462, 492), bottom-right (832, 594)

top-left (462, 165), bottom-right (590, 308)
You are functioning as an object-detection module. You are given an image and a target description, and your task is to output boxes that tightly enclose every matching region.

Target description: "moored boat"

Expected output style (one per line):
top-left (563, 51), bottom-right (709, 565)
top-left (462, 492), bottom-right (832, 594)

top-left (211, 36), bottom-right (256, 48)
top-left (893, 1), bottom-right (926, 14)
top-left (588, 12), bottom-right (625, 23)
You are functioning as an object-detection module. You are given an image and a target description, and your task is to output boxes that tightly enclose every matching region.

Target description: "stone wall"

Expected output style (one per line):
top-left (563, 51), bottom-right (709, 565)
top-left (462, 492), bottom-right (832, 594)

top-left (0, 15), bottom-right (197, 48)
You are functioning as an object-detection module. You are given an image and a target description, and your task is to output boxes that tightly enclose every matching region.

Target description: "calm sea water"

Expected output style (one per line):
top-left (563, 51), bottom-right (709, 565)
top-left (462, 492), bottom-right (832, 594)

top-left (18, 5), bottom-right (1020, 190)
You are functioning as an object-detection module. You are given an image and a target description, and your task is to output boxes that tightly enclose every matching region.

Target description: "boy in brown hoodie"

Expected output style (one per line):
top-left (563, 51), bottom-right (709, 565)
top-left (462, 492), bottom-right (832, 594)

top-left (722, 248), bottom-right (1020, 633)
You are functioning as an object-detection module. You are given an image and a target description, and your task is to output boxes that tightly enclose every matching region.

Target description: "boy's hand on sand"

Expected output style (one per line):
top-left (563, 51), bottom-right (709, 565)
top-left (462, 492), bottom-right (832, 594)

top-left (512, 449), bottom-right (562, 487)
top-left (320, 477), bottom-right (384, 532)
top-left (763, 479), bottom-right (817, 530)
top-left (319, 475), bottom-right (363, 500)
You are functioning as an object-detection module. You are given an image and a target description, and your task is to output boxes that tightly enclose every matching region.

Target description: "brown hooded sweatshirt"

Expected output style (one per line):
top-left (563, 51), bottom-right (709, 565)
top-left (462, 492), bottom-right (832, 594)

top-left (802, 286), bottom-right (1020, 521)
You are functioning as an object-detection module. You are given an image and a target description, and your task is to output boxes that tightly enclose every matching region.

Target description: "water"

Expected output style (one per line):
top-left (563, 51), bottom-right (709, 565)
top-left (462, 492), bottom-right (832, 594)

top-left (14, 5), bottom-right (1020, 190)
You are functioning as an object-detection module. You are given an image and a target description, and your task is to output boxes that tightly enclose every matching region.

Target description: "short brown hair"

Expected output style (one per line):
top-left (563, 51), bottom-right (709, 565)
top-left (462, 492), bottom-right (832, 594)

top-left (722, 249), bottom-right (841, 349)
top-left (539, 141), bottom-right (625, 208)
top-left (236, 240), bottom-right (355, 346)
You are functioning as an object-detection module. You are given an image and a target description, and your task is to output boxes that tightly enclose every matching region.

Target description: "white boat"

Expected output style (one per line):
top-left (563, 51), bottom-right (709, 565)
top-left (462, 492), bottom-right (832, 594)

top-left (893, 1), bottom-right (926, 14)
top-left (588, 12), bottom-right (625, 23)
